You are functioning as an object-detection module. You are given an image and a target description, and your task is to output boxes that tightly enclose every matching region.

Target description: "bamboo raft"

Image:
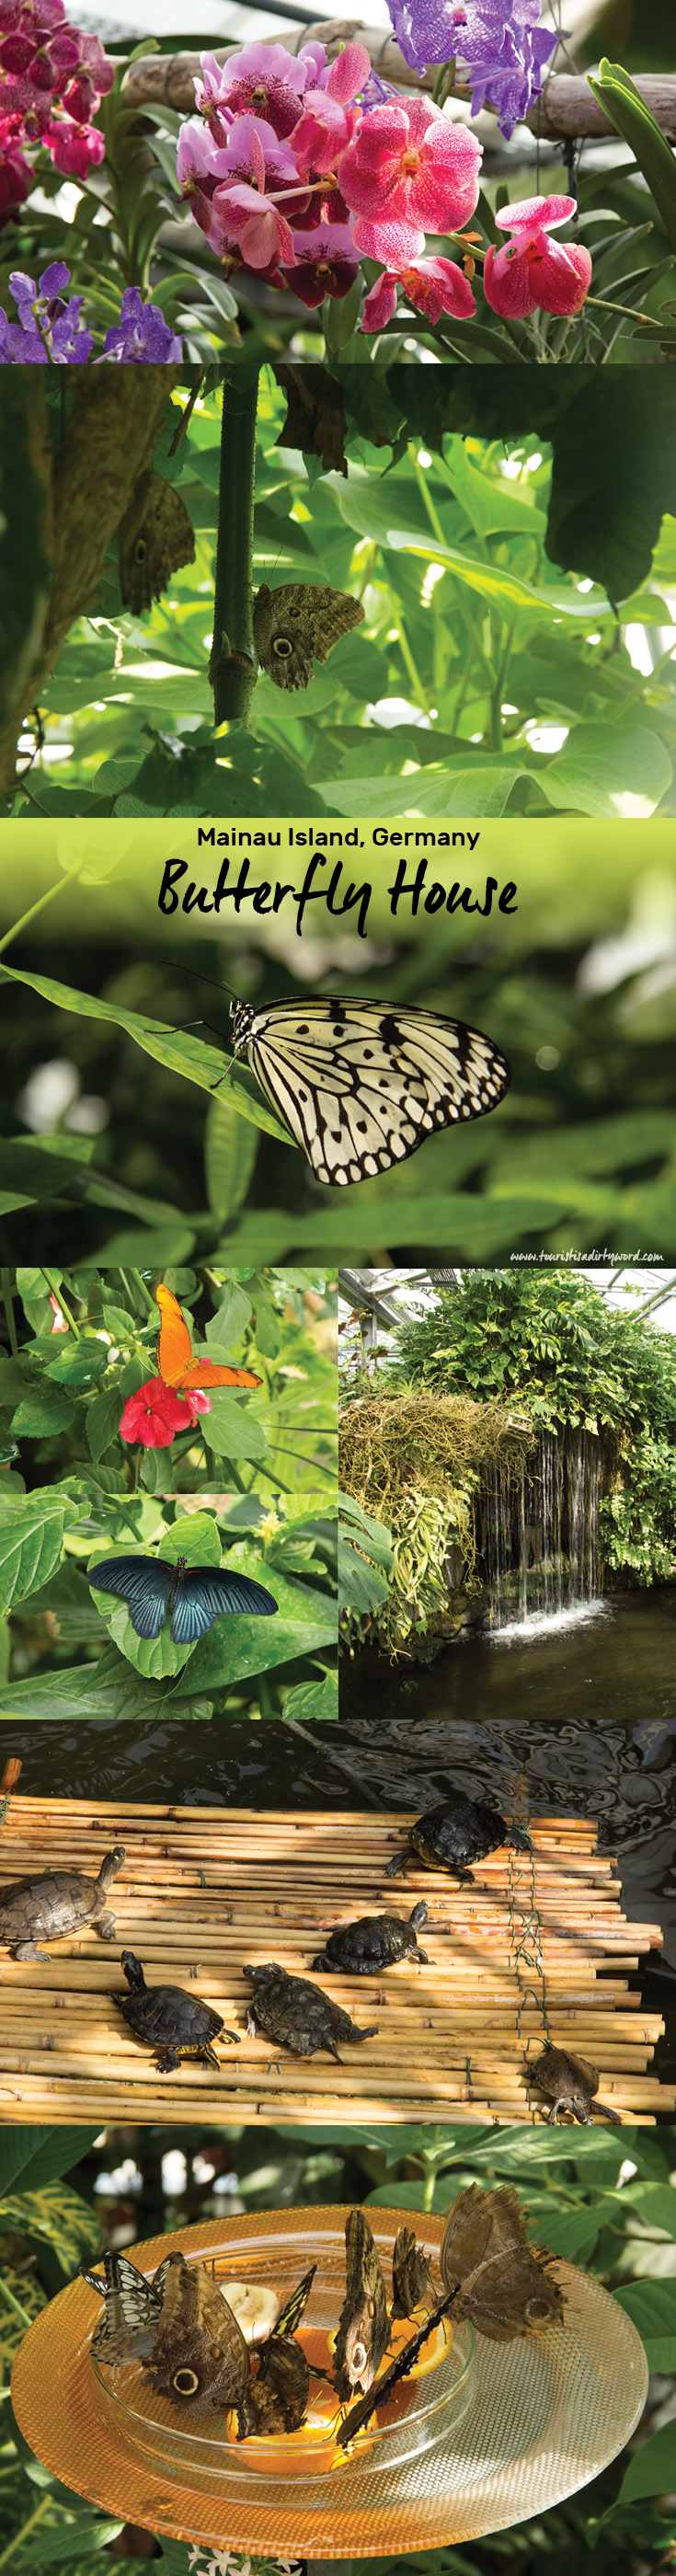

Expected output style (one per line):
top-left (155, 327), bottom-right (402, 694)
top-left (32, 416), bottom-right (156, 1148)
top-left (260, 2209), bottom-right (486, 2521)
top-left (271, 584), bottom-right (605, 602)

top-left (0, 1795), bottom-right (671, 2126)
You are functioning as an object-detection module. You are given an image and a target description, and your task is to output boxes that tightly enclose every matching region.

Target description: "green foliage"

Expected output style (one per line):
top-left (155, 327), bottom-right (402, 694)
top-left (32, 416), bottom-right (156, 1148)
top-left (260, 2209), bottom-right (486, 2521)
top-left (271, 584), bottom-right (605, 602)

top-left (5, 371), bottom-right (676, 822)
top-left (378, 1270), bottom-right (676, 1590)
top-left (338, 1490), bottom-right (395, 1650)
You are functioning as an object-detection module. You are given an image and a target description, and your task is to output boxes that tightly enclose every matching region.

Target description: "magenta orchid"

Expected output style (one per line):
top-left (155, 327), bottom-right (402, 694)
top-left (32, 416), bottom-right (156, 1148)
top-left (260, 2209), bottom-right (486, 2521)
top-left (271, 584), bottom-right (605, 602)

top-left (362, 250), bottom-right (475, 328)
top-left (179, 40), bottom-right (487, 321)
top-left (0, 0), bottom-right (113, 221)
top-left (484, 194), bottom-right (592, 316)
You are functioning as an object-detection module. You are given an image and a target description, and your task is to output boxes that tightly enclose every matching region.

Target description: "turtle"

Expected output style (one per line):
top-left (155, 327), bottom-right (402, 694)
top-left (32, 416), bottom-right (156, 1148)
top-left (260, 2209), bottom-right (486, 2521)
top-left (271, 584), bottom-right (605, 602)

top-left (0, 1846), bottom-right (125, 1960)
top-left (384, 1799), bottom-right (530, 1887)
top-left (311, 1902), bottom-right (430, 1976)
top-left (526, 2043), bottom-right (622, 2126)
top-left (243, 1962), bottom-right (378, 2062)
top-left (113, 1950), bottom-right (237, 2074)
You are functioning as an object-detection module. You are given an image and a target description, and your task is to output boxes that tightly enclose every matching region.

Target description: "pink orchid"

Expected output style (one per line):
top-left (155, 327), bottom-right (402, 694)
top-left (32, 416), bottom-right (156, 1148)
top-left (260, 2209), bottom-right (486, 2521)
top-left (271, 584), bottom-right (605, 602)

top-left (283, 220), bottom-right (361, 305)
top-left (195, 41), bottom-right (310, 142)
top-left (212, 176), bottom-right (296, 270)
top-left (291, 40), bottom-right (371, 175)
top-left (338, 98), bottom-right (482, 239)
top-left (46, 113), bottom-right (104, 174)
top-left (362, 252), bottom-right (475, 329)
top-left (483, 193), bottom-right (591, 317)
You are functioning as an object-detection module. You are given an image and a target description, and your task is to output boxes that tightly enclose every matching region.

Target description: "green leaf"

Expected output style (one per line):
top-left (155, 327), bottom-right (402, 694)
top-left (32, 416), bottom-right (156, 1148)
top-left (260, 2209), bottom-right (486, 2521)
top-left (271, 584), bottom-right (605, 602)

top-left (201, 1395), bottom-right (269, 1463)
top-left (204, 1092), bottom-right (258, 1221)
top-left (588, 61), bottom-right (676, 253)
top-left (0, 966), bottom-right (291, 1146)
top-left (0, 1496), bottom-right (79, 1613)
top-left (617, 2417), bottom-right (676, 2504)
top-left (86, 1383), bottom-right (124, 1467)
top-left (0, 2179), bottom-right (100, 2271)
top-left (282, 1673), bottom-right (338, 1724)
top-left (0, 2127), bottom-right (100, 2194)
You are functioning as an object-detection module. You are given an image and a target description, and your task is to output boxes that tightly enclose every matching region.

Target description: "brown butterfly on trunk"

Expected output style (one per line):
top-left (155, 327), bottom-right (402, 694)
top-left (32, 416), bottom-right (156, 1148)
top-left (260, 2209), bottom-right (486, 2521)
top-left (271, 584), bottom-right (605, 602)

top-left (119, 470), bottom-right (195, 613)
top-left (253, 582), bottom-right (364, 691)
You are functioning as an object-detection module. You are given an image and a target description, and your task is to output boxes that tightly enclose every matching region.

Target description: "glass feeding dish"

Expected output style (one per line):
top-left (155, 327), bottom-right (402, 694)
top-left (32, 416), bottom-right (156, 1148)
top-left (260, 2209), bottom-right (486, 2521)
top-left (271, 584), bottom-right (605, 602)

top-left (11, 2207), bottom-right (649, 2555)
top-left (89, 2216), bottom-right (476, 2494)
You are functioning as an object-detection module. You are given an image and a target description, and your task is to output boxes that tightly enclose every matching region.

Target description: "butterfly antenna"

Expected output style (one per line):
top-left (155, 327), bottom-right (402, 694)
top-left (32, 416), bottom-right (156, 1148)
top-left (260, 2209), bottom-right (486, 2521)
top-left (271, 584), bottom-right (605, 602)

top-left (161, 959), bottom-right (241, 1007)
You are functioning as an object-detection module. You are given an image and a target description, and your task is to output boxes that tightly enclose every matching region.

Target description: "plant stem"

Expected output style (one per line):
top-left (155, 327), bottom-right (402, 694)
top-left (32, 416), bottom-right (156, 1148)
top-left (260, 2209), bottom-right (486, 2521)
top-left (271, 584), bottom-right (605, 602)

top-left (0, 2275), bottom-right (32, 2329)
top-left (0, 874), bottom-right (77, 960)
top-left (210, 368), bottom-right (260, 729)
top-left (0, 2496), bottom-right (51, 2572)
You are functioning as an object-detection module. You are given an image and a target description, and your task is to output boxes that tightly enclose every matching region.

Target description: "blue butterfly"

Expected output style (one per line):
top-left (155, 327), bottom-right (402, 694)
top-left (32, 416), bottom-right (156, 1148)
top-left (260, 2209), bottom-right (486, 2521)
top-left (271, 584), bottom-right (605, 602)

top-left (86, 1553), bottom-right (278, 1646)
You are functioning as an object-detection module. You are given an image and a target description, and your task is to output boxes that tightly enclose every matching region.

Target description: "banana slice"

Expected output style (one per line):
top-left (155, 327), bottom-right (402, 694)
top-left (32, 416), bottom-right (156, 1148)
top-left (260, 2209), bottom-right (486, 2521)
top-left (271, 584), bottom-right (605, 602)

top-left (222, 2279), bottom-right (281, 2342)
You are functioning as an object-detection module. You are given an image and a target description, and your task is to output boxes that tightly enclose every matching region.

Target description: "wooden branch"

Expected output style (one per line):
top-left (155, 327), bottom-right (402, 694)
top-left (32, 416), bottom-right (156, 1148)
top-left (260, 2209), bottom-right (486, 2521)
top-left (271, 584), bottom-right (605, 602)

top-left (121, 24), bottom-right (676, 142)
top-left (0, 369), bottom-right (182, 799)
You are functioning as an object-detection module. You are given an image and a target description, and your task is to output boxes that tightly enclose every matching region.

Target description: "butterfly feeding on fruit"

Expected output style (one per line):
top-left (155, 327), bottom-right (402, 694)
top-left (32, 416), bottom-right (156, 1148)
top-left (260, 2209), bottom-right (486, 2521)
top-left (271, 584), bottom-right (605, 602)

top-left (227, 994), bottom-right (510, 1188)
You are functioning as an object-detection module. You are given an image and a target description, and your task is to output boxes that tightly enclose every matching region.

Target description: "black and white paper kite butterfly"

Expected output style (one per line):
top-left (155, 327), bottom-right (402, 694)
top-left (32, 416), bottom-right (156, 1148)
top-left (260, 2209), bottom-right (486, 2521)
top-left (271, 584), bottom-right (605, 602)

top-left (228, 995), bottom-right (510, 1188)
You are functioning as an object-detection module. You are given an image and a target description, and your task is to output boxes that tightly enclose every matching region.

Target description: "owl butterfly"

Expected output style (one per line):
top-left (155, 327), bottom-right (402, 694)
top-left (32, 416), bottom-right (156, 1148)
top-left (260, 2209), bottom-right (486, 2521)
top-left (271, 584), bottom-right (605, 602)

top-left (440, 2183), bottom-right (566, 2342)
top-left (81, 2249), bottom-right (174, 2365)
top-left (144, 2251), bottom-right (315, 2440)
top-left (390, 2225), bottom-right (435, 2321)
top-left (333, 2209), bottom-right (389, 2403)
top-left (253, 581), bottom-right (364, 691)
top-left (119, 469), bottom-right (195, 613)
top-left (337, 2187), bottom-right (565, 2450)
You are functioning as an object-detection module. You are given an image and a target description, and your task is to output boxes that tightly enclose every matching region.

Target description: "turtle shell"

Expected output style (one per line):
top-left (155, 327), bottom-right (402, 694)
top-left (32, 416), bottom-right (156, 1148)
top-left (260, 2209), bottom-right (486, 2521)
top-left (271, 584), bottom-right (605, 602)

top-left (0, 1847), bottom-right (124, 1955)
top-left (244, 1963), bottom-right (378, 2061)
top-left (115, 1951), bottom-right (229, 2073)
top-left (385, 1799), bottom-right (530, 1885)
top-left (311, 1902), bottom-right (429, 1975)
top-left (528, 2045), bottom-right (601, 2124)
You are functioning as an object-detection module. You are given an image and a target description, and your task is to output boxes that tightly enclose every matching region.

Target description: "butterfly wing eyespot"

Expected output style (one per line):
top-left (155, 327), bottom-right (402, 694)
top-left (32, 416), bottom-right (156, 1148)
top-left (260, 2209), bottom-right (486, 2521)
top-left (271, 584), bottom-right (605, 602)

top-left (253, 583), bottom-right (364, 691)
top-left (118, 471), bottom-right (195, 614)
top-left (230, 995), bottom-right (510, 1187)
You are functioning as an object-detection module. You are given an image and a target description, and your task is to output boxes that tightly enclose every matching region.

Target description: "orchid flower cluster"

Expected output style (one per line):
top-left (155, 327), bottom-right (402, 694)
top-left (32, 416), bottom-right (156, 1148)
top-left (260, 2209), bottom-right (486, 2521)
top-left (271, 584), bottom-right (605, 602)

top-left (388, 0), bottom-right (558, 143)
top-left (0, 0), bottom-right (114, 219)
top-left (178, 35), bottom-right (590, 333)
top-left (0, 261), bottom-right (183, 358)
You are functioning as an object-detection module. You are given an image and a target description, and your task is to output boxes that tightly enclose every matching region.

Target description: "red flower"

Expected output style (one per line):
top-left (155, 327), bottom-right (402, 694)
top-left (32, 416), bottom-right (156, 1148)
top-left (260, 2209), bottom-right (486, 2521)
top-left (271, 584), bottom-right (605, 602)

top-left (119, 1374), bottom-right (211, 1450)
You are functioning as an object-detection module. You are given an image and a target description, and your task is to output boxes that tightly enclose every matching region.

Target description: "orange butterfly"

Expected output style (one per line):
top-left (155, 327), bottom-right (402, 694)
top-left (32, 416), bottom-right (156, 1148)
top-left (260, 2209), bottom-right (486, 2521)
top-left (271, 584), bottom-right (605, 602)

top-left (155, 1284), bottom-right (262, 1392)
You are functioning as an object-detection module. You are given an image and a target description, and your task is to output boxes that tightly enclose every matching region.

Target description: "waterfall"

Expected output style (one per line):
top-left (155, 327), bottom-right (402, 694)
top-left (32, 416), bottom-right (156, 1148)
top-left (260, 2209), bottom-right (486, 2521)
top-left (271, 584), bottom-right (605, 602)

top-left (482, 1428), bottom-right (603, 1633)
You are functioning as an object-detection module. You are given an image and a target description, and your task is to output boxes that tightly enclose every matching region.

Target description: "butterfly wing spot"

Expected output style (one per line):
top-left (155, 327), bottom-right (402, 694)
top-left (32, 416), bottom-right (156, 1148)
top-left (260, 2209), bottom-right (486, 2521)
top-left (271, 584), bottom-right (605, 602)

top-left (253, 585), bottom-right (364, 691)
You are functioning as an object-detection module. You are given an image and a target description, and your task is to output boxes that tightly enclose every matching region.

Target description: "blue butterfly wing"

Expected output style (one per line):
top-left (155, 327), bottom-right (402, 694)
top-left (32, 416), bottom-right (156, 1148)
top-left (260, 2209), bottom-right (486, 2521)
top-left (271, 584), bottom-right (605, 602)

top-left (170, 1569), bottom-right (279, 1645)
top-left (86, 1556), bottom-right (174, 1639)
